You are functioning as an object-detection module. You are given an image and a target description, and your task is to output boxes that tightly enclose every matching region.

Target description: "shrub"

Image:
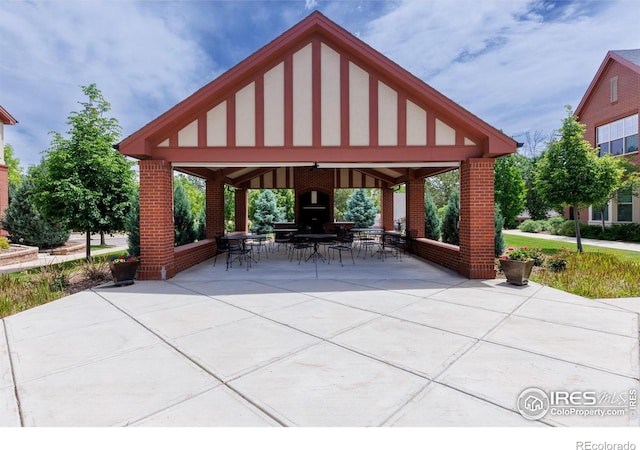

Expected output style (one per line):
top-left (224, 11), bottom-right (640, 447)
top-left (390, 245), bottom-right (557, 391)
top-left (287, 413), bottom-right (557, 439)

top-left (174, 182), bottom-right (196, 246)
top-left (441, 191), bottom-right (459, 245)
top-left (519, 219), bottom-right (542, 233)
top-left (558, 220), bottom-right (577, 237)
top-left (424, 193), bottom-right (441, 241)
top-left (547, 217), bottom-right (567, 235)
top-left (1, 178), bottom-right (71, 248)
top-left (0, 237), bottom-right (9, 250)
top-left (547, 251), bottom-right (569, 272)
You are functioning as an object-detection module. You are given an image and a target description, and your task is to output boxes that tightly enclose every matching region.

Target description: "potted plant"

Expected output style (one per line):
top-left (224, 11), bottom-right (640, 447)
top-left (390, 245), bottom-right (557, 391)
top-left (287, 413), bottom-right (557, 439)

top-left (109, 254), bottom-right (139, 286)
top-left (498, 247), bottom-right (536, 286)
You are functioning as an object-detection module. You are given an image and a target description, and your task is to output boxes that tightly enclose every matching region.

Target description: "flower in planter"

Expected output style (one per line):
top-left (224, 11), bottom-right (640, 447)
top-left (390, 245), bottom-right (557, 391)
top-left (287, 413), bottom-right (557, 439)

top-left (499, 247), bottom-right (543, 265)
top-left (110, 254), bottom-right (139, 264)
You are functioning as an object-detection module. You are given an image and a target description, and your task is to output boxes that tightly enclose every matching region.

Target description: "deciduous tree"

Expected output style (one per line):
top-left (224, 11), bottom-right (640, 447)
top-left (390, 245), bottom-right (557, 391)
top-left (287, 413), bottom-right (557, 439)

top-left (33, 84), bottom-right (135, 260)
top-left (535, 107), bottom-right (622, 252)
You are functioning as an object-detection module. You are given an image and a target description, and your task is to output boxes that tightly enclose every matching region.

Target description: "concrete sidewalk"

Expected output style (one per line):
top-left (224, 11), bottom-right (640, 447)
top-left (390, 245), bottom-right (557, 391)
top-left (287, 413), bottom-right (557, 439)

top-left (1, 250), bottom-right (638, 427)
top-left (0, 233), bottom-right (129, 274)
top-left (504, 229), bottom-right (640, 252)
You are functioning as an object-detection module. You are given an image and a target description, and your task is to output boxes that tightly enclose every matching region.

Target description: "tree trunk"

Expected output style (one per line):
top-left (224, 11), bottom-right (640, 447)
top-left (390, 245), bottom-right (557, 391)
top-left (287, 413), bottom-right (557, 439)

top-left (86, 231), bottom-right (92, 261)
top-left (574, 205), bottom-right (583, 253)
top-left (100, 231), bottom-right (106, 246)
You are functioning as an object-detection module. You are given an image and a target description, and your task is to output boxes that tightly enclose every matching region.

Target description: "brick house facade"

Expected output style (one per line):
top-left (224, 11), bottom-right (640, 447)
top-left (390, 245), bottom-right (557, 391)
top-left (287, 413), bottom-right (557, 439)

top-left (118, 12), bottom-right (516, 280)
top-left (575, 50), bottom-right (640, 224)
top-left (0, 105), bottom-right (17, 236)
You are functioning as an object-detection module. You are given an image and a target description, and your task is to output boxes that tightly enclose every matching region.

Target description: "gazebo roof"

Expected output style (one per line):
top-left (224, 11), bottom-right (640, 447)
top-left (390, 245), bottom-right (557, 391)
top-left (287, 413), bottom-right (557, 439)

top-left (119, 12), bottom-right (515, 187)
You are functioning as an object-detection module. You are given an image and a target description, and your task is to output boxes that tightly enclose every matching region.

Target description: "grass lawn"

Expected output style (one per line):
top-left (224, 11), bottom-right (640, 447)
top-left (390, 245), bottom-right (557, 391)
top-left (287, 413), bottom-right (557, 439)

top-left (503, 233), bottom-right (640, 298)
top-left (504, 234), bottom-right (640, 261)
top-left (0, 250), bottom-right (125, 318)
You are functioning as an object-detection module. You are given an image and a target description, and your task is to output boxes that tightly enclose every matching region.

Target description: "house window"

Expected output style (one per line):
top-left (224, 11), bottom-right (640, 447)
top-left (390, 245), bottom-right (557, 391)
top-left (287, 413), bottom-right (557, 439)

top-left (617, 188), bottom-right (633, 222)
top-left (610, 76), bottom-right (618, 103)
top-left (591, 205), bottom-right (609, 222)
top-left (597, 114), bottom-right (639, 156)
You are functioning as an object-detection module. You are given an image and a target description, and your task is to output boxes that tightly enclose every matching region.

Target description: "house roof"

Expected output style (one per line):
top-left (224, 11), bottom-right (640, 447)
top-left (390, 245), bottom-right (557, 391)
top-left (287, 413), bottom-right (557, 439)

top-left (612, 49), bottom-right (640, 68)
top-left (118, 11), bottom-right (516, 186)
top-left (0, 105), bottom-right (17, 125)
top-left (576, 49), bottom-right (640, 118)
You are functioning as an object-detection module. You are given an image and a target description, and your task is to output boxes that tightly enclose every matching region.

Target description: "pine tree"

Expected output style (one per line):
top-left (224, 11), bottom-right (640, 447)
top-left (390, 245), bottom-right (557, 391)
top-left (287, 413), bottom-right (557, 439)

top-left (441, 191), bottom-right (459, 245)
top-left (252, 190), bottom-right (284, 233)
top-left (344, 189), bottom-right (376, 228)
top-left (424, 192), bottom-right (441, 241)
top-left (1, 174), bottom-right (70, 248)
top-left (174, 182), bottom-right (196, 246)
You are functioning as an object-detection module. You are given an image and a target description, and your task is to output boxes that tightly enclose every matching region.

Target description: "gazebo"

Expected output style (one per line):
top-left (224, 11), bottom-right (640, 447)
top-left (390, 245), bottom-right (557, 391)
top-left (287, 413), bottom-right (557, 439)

top-left (118, 12), bottom-right (516, 280)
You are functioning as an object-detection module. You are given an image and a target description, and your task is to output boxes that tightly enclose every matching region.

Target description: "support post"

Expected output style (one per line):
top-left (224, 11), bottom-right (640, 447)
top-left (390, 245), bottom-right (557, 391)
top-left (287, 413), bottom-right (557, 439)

top-left (405, 170), bottom-right (425, 238)
top-left (138, 160), bottom-right (175, 280)
top-left (234, 188), bottom-right (248, 232)
top-left (459, 158), bottom-right (495, 279)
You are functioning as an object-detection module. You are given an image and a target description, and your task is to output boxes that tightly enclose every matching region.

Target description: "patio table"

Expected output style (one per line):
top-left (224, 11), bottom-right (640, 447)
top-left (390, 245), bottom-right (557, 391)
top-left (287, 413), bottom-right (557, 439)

top-left (294, 233), bottom-right (337, 263)
top-left (223, 234), bottom-right (265, 268)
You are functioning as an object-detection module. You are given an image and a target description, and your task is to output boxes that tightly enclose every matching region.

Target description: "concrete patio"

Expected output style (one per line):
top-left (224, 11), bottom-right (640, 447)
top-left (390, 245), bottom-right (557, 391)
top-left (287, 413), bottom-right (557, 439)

top-left (1, 249), bottom-right (638, 427)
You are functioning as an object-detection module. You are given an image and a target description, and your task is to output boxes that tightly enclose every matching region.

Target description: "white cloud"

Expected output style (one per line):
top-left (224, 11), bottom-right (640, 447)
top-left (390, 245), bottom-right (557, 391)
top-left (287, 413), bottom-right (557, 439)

top-left (0, 2), bottom-right (215, 166)
top-left (360, 0), bottom-right (640, 139)
top-left (305, 0), bottom-right (319, 9)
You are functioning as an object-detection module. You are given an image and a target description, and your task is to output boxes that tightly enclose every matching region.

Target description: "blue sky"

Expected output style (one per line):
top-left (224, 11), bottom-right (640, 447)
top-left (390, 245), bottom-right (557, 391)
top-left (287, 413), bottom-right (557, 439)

top-left (1, 0), bottom-right (639, 168)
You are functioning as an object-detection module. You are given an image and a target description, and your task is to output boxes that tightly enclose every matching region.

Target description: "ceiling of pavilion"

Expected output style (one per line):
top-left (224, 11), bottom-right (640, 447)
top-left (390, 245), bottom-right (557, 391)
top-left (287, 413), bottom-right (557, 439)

top-left (118, 12), bottom-right (516, 188)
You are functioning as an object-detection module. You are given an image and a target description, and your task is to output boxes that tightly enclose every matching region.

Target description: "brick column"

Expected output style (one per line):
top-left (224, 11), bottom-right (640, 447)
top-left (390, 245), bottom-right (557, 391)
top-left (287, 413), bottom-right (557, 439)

top-left (234, 188), bottom-right (248, 232)
top-left (405, 172), bottom-right (425, 238)
top-left (0, 165), bottom-right (8, 237)
top-left (459, 158), bottom-right (495, 279)
top-left (138, 160), bottom-right (174, 280)
top-left (381, 186), bottom-right (394, 230)
top-left (206, 173), bottom-right (225, 238)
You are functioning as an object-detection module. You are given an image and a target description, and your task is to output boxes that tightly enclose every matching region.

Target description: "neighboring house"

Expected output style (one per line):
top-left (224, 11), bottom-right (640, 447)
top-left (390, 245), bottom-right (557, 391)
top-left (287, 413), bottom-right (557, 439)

top-left (0, 105), bottom-right (17, 232)
top-left (574, 49), bottom-right (640, 225)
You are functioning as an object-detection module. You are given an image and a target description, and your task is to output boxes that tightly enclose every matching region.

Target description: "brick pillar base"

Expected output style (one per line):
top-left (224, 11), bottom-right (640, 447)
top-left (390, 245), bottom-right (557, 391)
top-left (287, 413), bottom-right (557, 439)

top-left (0, 165), bottom-right (8, 237)
top-left (235, 188), bottom-right (248, 232)
top-left (206, 173), bottom-right (225, 238)
top-left (405, 173), bottom-right (425, 238)
top-left (459, 158), bottom-right (495, 279)
top-left (381, 186), bottom-right (394, 230)
top-left (139, 160), bottom-right (175, 280)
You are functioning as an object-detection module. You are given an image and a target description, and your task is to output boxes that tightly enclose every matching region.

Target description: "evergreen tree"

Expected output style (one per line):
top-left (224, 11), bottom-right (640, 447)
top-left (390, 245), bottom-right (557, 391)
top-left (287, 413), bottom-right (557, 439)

top-left (424, 192), bottom-right (441, 241)
top-left (494, 154), bottom-right (526, 227)
top-left (195, 208), bottom-right (206, 241)
top-left (344, 189), bottom-right (377, 228)
top-left (495, 204), bottom-right (505, 257)
top-left (124, 188), bottom-right (140, 256)
top-left (174, 181), bottom-right (196, 246)
top-left (441, 191), bottom-right (459, 245)
top-left (2, 173), bottom-right (70, 248)
top-left (252, 190), bottom-right (284, 232)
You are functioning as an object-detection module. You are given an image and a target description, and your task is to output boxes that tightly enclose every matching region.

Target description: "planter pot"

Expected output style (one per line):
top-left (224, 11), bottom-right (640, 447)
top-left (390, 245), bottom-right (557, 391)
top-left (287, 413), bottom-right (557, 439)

top-left (500, 259), bottom-right (535, 286)
top-left (109, 260), bottom-right (139, 286)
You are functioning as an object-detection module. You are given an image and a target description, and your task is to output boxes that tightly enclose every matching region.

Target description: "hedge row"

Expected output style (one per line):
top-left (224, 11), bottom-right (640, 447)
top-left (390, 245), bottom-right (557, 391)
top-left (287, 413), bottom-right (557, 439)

top-left (518, 218), bottom-right (640, 243)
